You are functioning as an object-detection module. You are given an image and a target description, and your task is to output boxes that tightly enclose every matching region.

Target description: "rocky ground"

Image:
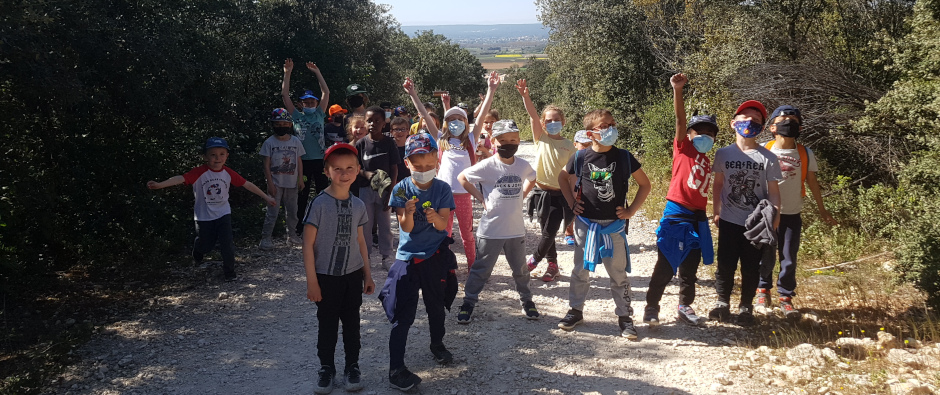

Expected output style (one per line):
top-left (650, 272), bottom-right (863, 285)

top-left (45, 143), bottom-right (938, 395)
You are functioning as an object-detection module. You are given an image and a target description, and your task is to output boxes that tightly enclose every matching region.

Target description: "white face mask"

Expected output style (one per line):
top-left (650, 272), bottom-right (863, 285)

top-left (411, 168), bottom-right (437, 184)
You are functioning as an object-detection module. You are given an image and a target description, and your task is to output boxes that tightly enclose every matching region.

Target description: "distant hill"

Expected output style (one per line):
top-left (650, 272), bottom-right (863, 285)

top-left (401, 23), bottom-right (549, 44)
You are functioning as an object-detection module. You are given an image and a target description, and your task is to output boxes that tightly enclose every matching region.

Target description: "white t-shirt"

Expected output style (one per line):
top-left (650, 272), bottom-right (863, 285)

top-left (771, 145), bottom-right (818, 215)
top-left (259, 135), bottom-right (306, 188)
top-left (182, 165), bottom-right (247, 221)
top-left (438, 134), bottom-right (476, 194)
top-left (460, 156), bottom-right (536, 239)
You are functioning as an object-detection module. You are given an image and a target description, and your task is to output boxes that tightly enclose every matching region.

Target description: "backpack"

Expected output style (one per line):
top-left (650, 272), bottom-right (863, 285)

top-left (573, 148), bottom-right (633, 205)
top-left (764, 140), bottom-right (808, 197)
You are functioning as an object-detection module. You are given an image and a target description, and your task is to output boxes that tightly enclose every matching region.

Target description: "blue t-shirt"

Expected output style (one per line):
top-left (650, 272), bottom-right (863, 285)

top-left (389, 178), bottom-right (456, 261)
top-left (291, 108), bottom-right (326, 160)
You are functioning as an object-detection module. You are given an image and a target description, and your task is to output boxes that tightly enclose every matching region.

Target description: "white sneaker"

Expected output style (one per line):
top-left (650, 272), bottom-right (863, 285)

top-left (259, 237), bottom-right (274, 251)
top-left (288, 234), bottom-right (303, 245)
top-left (382, 255), bottom-right (393, 270)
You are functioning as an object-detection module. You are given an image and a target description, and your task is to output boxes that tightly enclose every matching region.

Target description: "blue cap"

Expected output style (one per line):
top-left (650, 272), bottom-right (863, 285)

top-left (769, 105), bottom-right (802, 123)
top-left (299, 90), bottom-right (319, 101)
top-left (687, 114), bottom-right (719, 135)
top-left (204, 137), bottom-right (229, 152)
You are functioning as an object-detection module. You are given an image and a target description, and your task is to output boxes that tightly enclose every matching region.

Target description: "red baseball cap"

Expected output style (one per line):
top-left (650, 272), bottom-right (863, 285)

top-left (735, 100), bottom-right (768, 122)
top-left (323, 143), bottom-right (357, 163)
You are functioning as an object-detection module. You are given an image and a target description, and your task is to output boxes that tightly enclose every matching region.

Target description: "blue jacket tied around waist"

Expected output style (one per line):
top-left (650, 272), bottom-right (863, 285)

top-left (578, 216), bottom-right (631, 273)
top-left (655, 200), bottom-right (714, 275)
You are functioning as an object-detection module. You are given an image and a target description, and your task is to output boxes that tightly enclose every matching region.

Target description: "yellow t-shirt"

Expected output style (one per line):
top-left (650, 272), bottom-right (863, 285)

top-left (535, 136), bottom-right (575, 189)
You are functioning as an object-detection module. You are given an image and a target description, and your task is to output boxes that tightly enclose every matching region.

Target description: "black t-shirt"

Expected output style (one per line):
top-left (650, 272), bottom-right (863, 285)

top-left (396, 145), bottom-right (411, 182)
top-left (565, 147), bottom-right (642, 221)
top-left (355, 135), bottom-right (401, 174)
top-left (324, 122), bottom-right (346, 144)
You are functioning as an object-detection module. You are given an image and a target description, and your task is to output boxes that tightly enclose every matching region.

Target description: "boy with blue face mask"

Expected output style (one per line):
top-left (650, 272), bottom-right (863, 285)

top-left (709, 100), bottom-right (783, 327)
top-left (644, 74), bottom-right (718, 327)
top-left (557, 109), bottom-right (652, 339)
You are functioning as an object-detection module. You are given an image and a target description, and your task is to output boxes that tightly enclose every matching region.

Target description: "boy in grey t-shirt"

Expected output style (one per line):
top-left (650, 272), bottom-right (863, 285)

top-left (259, 108), bottom-right (306, 250)
top-left (302, 143), bottom-right (375, 394)
top-left (710, 100), bottom-right (782, 327)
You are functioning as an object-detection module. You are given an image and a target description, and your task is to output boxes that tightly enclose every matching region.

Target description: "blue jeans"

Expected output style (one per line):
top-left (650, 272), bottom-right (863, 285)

top-left (193, 214), bottom-right (235, 278)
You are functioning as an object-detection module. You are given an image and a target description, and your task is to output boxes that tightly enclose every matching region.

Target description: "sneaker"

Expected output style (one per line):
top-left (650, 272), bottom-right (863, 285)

top-left (558, 308), bottom-right (583, 331)
top-left (564, 235), bottom-right (575, 246)
top-left (288, 233), bottom-right (303, 245)
top-left (643, 305), bottom-right (660, 326)
top-left (315, 365), bottom-right (335, 394)
top-left (736, 305), bottom-right (755, 327)
top-left (259, 237), bottom-right (274, 251)
top-left (619, 316), bottom-right (638, 340)
top-left (429, 343), bottom-right (453, 364)
top-left (224, 273), bottom-right (238, 282)
top-left (522, 300), bottom-right (540, 320)
top-left (541, 262), bottom-right (560, 282)
top-left (388, 367), bottom-right (421, 391)
top-left (708, 303), bottom-right (731, 322)
top-left (526, 255), bottom-right (539, 272)
top-left (677, 305), bottom-right (705, 326)
top-left (456, 303), bottom-right (474, 324)
top-left (382, 255), bottom-right (393, 271)
top-left (344, 363), bottom-right (363, 392)
top-left (778, 297), bottom-right (801, 320)
top-left (754, 288), bottom-right (771, 315)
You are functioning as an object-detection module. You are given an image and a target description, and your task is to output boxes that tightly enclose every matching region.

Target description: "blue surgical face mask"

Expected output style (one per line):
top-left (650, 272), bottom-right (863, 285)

top-left (691, 135), bottom-right (715, 153)
top-left (596, 126), bottom-right (619, 146)
top-left (545, 121), bottom-right (563, 135)
top-left (303, 107), bottom-right (316, 115)
top-left (733, 120), bottom-right (763, 138)
top-left (447, 120), bottom-right (466, 136)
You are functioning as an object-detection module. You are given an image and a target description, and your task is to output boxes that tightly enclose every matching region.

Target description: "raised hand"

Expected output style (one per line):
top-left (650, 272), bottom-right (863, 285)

top-left (306, 62), bottom-right (319, 73)
top-left (487, 71), bottom-right (500, 90)
top-left (284, 58), bottom-right (294, 74)
top-left (670, 73), bottom-right (687, 90)
top-left (404, 196), bottom-right (418, 217)
top-left (402, 78), bottom-right (417, 96)
top-left (515, 79), bottom-right (528, 96)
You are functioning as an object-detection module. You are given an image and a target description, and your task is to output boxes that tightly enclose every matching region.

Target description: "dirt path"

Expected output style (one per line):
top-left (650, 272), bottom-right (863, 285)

top-left (50, 143), bottom-right (767, 395)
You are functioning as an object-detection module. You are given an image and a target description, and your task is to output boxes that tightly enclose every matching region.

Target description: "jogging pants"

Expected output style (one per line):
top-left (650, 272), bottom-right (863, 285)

top-left (462, 237), bottom-right (531, 307)
top-left (758, 213), bottom-right (802, 297)
top-left (569, 218), bottom-right (633, 317)
top-left (262, 185), bottom-right (298, 238)
top-left (315, 269), bottom-right (363, 369)
top-left (447, 193), bottom-right (476, 267)
top-left (646, 249), bottom-right (701, 308)
top-left (714, 219), bottom-right (763, 307)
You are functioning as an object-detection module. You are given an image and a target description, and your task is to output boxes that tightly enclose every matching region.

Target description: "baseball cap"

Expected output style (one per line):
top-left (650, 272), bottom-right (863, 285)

top-left (490, 120), bottom-right (519, 137)
top-left (457, 102), bottom-right (469, 110)
top-left (323, 143), bottom-right (358, 163)
top-left (574, 130), bottom-right (592, 144)
top-left (270, 108), bottom-right (292, 122)
top-left (735, 100), bottom-right (768, 122)
top-left (345, 83), bottom-right (368, 97)
top-left (422, 101), bottom-right (436, 110)
top-left (393, 106), bottom-right (409, 117)
top-left (328, 104), bottom-right (347, 117)
top-left (380, 101), bottom-right (392, 109)
top-left (204, 137), bottom-right (229, 152)
top-left (769, 105), bottom-right (803, 123)
top-left (404, 133), bottom-right (438, 158)
top-left (444, 106), bottom-right (467, 120)
top-left (687, 114), bottom-right (719, 135)
top-left (299, 90), bottom-right (319, 101)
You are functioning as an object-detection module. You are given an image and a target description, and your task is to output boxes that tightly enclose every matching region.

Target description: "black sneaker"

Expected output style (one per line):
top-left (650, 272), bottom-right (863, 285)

top-left (429, 343), bottom-right (453, 364)
top-left (643, 305), bottom-right (660, 326)
top-left (677, 305), bottom-right (705, 326)
top-left (557, 308), bottom-right (583, 331)
top-left (736, 305), bottom-right (755, 327)
top-left (618, 316), bottom-right (638, 340)
top-left (708, 302), bottom-right (731, 322)
top-left (315, 365), bottom-right (335, 394)
top-left (522, 300), bottom-right (540, 320)
top-left (456, 303), bottom-right (474, 324)
top-left (388, 367), bottom-right (421, 391)
top-left (224, 274), bottom-right (238, 282)
top-left (344, 363), bottom-right (363, 392)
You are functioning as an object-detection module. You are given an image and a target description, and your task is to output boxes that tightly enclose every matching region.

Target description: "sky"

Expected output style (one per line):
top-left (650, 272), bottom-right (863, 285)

top-left (382, 0), bottom-right (540, 26)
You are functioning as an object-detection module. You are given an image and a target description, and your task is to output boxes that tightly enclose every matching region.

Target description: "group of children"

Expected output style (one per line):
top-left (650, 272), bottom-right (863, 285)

top-left (146, 64), bottom-right (835, 392)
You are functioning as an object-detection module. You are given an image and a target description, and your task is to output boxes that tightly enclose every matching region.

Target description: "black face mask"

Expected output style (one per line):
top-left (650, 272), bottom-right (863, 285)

top-left (775, 119), bottom-right (801, 138)
top-left (496, 143), bottom-right (519, 159)
top-left (347, 95), bottom-right (364, 108)
top-left (274, 126), bottom-right (292, 136)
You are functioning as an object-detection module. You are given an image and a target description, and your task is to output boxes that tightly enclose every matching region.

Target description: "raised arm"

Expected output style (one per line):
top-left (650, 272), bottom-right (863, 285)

top-left (515, 79), bottom-right (544, 142)
top-left (306, 62), bottom-right (330, 113)
top-left (403, 78), bottom-right (440, 140)
top-left (470, 71), bottom-right (500, 138)
top-left (671, 73), bottom-right (688, 142)
top-left (281, 59), bottom-right (298, 114)
top-left (441, 92), bottom-right (451, 111)
top-left (146, 175), bottom-right (184, 190)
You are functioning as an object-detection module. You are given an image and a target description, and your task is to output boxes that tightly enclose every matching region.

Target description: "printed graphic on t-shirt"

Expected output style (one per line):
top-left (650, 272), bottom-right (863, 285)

top-left (727, 169), bottom-right (761, 210)
top-left (777, 153), bottom-right (800, 180)
top-left (269, 147), bottom-right (299, 175)
top-left (496, 174), bottom-right (523, 198)
top-left (202, 179), bottom-right (228, 205)
top-left (295, 117), bottom-right (325, 150)
top-left (686, 154), bottom-right (713, 198)
top-left (587, 162), bottom-right (616, 202)
top-left (335, 201), bottom-right (353, 248)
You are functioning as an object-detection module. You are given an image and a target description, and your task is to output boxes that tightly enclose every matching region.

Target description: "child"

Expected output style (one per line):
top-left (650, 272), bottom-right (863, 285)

top-left (409, 101), bottom-right (437, 135)
top-left (455, 120), bottom-right (539, 323)
top-left (355, 106), bottom-right (401, 269)
top-left (557, 110), bottom-right (652, 339)
top-left (516, 79), bottom-right (576, 282)
top-left (756, 105), bottom-right (837, 318)
top-left (644, 73), bottom-right (717, 327)
top-left (390, 117), bottom-right (412, 183)
top-left (147, 137), bottom-right (276, 281)
top-left (378, 133), bottom-right (458, 391)
top-left (346, 115), bottom-right (368, 145)
top-left (563, 131), bottom-right (593, 245)
top-left (403, 72), bottom-right (501, 270)
top-left (324, 104), bottom-right (348, 144)
top-left (475, 109), bottom-right (497, 160)
top-left (709, 100), bottom-right (782, 326)
top-left (302, 143), bottom-right (376, 394)
top-left (280, 58), bottom-right (331, 237)
top-left (259, 109), bottom-right (306, 250)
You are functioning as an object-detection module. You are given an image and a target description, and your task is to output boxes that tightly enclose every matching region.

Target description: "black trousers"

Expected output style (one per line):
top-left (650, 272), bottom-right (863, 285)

top-left (714, 219), bottom-right (763, 307)
top-left (532, 189), bottom-right (574, 263)
top-left (759, 214), bottom-right (802, 297)
top-left (647, 249), bottom-right (701, 308)
top-left (388, 258), bottom-right (448, 370)
top-left (193, 214), bottom-right (235, 278)
top-left (315, 269), bottom-right (364, 369)
top-left (296, 159), bottom-right (329, 235)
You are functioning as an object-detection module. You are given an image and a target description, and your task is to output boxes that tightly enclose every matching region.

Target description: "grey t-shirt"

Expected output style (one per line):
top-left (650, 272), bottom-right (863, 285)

top-left (303, 191), bottom-right (368, 276)
top-left (713, 144), bottom-right (783, 226)
top-left (259, 135), bottom-right (306, 188)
